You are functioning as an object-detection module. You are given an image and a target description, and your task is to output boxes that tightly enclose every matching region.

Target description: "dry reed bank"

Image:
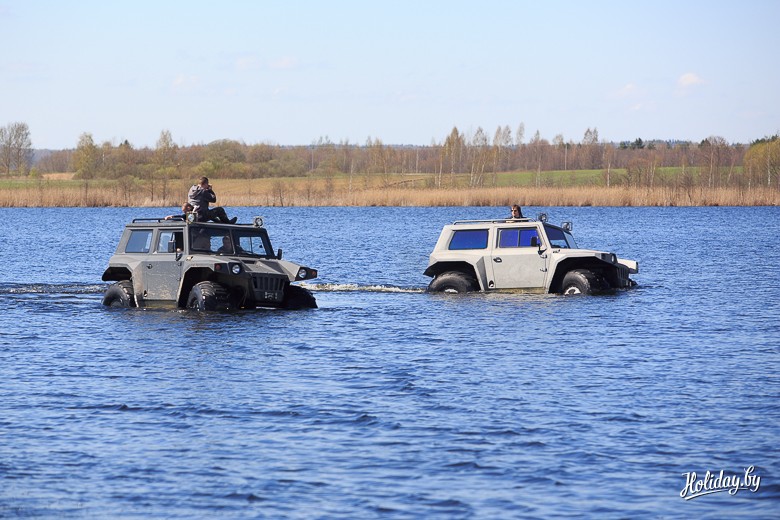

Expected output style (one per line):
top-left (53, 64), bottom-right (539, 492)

top-left (1, 174), bottom-right (778, 208)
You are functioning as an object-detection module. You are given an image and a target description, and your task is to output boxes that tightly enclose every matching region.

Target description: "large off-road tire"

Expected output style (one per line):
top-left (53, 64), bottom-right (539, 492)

top-left (560, 269), bottom-right (599, 296)
top-left (281, 285), bottom-right (318, 310)
top-left (102, 280), bottom-right (136, 307)
top-left (186, 281), bottom-right (232, 311)
top-left (427, 271), bottom-right (479, 293)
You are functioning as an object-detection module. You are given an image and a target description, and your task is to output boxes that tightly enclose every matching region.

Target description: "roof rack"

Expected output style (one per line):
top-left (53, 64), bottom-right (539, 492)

top-left (129, 218), bottom-right (249, 225)
top-left (452, 218), bottom-right (534, 225)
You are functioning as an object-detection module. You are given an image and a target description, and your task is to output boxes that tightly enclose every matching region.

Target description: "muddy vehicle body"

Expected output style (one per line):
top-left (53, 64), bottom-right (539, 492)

top-left (424, 215), bottom-right (638, 295)
top-left (102, 216), bottom-right (318, 310)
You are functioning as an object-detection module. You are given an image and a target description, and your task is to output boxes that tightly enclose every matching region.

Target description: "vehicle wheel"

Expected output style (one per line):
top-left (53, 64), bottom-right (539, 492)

top-left (427, 271), bottom-right (479, 293)
top-left (282, 285), bottom-right (318, 310)
top-left (102, 280), bottom-right (136, 307)
top-left (186, 281), bottom-right (232, 311)
top-left (560, 269), bottom-right (599, 295)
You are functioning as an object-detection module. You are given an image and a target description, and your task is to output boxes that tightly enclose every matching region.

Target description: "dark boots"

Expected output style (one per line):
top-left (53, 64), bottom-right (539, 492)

top-left (206, 207), bottom-right (237, 224)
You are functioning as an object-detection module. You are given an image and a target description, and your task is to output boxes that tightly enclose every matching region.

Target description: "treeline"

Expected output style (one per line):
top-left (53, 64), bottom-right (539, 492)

top-left (5, 122), bottom-right (780, 191)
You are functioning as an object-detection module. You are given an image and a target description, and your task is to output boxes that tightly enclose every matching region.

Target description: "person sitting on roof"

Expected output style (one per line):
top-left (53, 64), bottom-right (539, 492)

top-left (187, 176), bottom-right (237, 224)
top-left (165, 202), bottom-right (194, 220)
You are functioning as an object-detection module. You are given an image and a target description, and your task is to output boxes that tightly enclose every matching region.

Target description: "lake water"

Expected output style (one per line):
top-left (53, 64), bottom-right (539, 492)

top-left (1, 206), bottom-right (778, 518)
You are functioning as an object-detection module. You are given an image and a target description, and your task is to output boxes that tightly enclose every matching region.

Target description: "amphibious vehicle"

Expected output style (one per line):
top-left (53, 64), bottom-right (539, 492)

top-left (102, 216), bottom-right (317, 310)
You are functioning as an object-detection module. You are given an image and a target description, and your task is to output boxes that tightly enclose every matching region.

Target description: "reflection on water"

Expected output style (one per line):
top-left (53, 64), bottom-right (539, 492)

top-left (0, 206), bottom-right (778, 517)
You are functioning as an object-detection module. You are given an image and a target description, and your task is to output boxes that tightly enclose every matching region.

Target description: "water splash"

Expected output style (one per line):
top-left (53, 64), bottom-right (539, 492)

top-left (301, 282), bottom-right (424, 294)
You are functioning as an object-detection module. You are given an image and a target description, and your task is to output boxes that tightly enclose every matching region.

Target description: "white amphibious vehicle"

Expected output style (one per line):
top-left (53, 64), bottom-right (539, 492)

top-left (424, 214), bottom-right (638, 295)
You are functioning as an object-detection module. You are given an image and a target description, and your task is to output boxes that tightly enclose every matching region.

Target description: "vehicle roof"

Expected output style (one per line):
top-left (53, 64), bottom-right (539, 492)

top-left (452, 218), bottom-right (534, 225)
top-left (445, 218), bottom-right (568, 232)
top-left (124, 218), bottom-right (254, 229)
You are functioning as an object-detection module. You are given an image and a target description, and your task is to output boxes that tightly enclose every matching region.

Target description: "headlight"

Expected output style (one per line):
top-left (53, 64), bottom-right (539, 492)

top-left (231, 264), bottom-right (242, 275)
top-left (295, 267), bottom-right (318, 280)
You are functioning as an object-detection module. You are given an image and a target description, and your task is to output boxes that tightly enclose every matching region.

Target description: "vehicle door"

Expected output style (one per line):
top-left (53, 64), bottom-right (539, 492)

top-left (489, 225), bottom-right (549, 289)
top-left (144, 229), bottom-right (185, 301)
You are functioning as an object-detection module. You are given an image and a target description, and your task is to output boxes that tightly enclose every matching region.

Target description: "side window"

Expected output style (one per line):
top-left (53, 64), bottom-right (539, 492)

top-left (544, 225), bottom-right (571, 248)
top-left (499, 229), bottom-right (520, 248)
top-left (190, 228), bottom-right (227, 253)
top-left (448, 229), bottom-right (489, 250)
top-left (238, 235), bottom-right (267, 256)
top-left (190, 230), bottom-right (211, 251)
top-left (498, 228), bottom-right (539, 248)
top-left (125, 230), bottom-right (153, 253)
top-left (156, 230), bottom-right (184, 253)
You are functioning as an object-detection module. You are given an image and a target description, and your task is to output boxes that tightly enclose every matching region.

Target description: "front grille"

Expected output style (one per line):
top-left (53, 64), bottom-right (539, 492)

top-left (252, 275), bottom-right (286, 292)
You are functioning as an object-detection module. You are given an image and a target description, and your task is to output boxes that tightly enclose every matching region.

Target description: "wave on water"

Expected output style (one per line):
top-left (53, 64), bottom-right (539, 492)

top-left (301, 282), bottom-right (424, 294)
top-left (0, 282), bottom-right (424, 296)
top-left (0, 283), bottom-right (106, 295)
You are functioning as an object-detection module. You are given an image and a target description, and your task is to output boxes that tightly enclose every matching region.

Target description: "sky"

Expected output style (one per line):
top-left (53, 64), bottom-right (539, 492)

top-left (1, 0), bottom-right (778, 149)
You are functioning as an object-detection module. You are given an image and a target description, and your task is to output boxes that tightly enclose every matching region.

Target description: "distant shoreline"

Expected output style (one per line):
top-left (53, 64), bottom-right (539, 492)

top-left (1, 187), bottom-right (777, 208)
top-left (2, 174), bottom-right (778, 208)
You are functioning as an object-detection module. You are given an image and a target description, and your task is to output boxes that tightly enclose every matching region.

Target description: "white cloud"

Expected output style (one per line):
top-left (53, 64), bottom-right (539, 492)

top-left (235, 56), bottom-right (260, 71)
top-left (678, 72), bottom-right (704, 88)
top-left (171, 74), bottom-right (199, 91)
top-left (269, 56), bottom-right (298, 70)
top-left (615, 82), bottom-right (638, 98)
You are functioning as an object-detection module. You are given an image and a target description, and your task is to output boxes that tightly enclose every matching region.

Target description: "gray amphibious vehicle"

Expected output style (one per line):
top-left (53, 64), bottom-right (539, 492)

top-left (425, 214), bottom-right (638, 295)
top-left (102, 216), bottom-right (318, 310)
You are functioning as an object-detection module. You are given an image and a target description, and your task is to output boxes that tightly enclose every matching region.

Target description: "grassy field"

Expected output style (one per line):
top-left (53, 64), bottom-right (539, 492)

top-left (0, 169), bottom-right (776, 207)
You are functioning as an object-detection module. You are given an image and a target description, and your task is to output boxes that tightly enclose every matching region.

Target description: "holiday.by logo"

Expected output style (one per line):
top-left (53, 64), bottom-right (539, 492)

top-left (680, 466), bottom-right (761, 500)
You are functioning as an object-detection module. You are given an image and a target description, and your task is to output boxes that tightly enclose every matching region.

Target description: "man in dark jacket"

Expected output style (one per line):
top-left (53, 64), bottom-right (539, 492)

top-left (165, 202), bottom-right (194, 220)
top-left (187, 176), bottom-right (236, 223)
top-left (509, 204), bottom-right (524, 219)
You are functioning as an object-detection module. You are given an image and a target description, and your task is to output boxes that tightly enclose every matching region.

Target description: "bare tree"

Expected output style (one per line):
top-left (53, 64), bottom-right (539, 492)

top-left (468, 127), bottom-right (489, 187)
top-left (492, 125), bottom-right (512, 184)
top-left (37, 150), bottom-right (72, 174)
top-left (0, 126), bottom-right (9, 175)
top-left (513, 122), bottom-right (526, 170)
top-left (582, 127), bottom-right (601, 169)
top-left (529, 130), bottom-right (547, 186)
top-left (0, 122), bottom-right (33, 175)
top-left (444, 127), bottom-right (464, 186)
top-left (603, 144), bottom-right (615, 187)
top-left (155, 130), bottom-right (178, 201)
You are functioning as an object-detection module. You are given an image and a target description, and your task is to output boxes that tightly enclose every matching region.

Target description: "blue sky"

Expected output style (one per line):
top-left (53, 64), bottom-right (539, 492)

top-left (2, 0), bottom-right (778, 149)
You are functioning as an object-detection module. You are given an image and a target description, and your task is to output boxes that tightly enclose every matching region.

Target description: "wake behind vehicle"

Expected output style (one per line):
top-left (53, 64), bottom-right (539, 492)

top-left (102, 216), bottom-right (318, 310)
top-left (424, 214), bottom-right (638, 295)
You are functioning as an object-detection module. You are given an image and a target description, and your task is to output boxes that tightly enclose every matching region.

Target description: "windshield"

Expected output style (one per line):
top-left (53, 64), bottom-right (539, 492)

top-left (544, 224), bottom-right (578, 249)
top-left (189, 226), bottom-right (274, 257)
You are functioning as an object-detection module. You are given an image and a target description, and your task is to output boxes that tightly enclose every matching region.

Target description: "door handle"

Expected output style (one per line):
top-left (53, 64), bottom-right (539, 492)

top-left (493, 257), bottom-right (502, 263)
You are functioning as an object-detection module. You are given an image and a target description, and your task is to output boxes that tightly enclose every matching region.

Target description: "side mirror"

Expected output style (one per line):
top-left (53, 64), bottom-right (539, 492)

top-left (531, 236), bottom-right (545, 254)
top-left (277, 248), bottom-right (283, 260)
